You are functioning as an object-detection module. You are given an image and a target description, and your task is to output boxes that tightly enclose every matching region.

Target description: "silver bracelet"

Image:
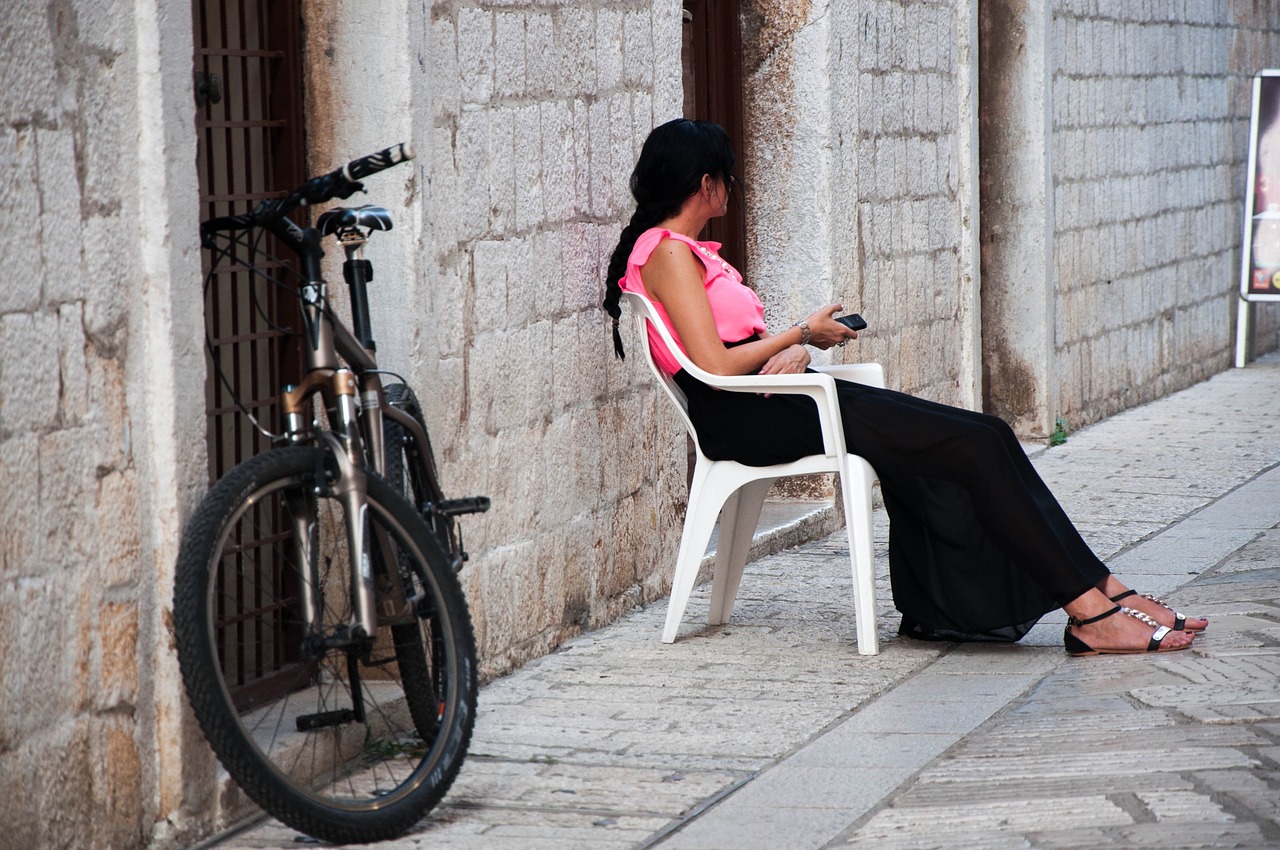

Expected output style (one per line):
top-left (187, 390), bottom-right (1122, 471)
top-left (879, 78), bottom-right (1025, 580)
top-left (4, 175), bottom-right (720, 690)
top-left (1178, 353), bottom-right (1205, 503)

top-left (792, 320), bottom-right (811, 346)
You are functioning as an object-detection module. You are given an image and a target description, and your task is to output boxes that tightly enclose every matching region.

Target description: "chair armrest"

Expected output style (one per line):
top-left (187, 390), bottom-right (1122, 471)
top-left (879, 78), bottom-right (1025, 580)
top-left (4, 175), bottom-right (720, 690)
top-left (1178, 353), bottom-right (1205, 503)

top-left (694, 369), bottom-right (836, 395)
top-left (813, 363), bottom-right (885, 389)
top-left (621, 290), bottom-right (852, 457)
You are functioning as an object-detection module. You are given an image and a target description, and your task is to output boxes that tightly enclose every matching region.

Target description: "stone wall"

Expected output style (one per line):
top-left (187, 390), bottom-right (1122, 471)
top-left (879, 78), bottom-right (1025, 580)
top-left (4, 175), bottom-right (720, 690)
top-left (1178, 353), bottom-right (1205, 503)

top-left (739, 0), bottom-right (982, 408)
top-left (422, 0), bottom-right (687, 678)
top-left (304, 0), bottom-right (688, 680)
top-left (0, 1), bottom-right (205, 847)
top-left (740, 0), bottom-right (1280, 437)
top-left (1050, 1), bottom-right (1280, 426)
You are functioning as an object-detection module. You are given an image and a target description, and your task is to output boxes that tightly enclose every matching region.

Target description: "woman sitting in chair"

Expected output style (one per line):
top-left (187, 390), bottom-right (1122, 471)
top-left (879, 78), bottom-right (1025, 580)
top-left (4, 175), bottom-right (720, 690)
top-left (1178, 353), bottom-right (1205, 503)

top-left (602, 118), bottom-right (1206, 656)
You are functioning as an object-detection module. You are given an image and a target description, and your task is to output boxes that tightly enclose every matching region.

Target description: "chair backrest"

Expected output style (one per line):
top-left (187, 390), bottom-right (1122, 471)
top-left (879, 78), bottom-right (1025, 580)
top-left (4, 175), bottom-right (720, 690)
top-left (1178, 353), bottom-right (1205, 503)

top-left (620, 290), bottom-right (703, 448)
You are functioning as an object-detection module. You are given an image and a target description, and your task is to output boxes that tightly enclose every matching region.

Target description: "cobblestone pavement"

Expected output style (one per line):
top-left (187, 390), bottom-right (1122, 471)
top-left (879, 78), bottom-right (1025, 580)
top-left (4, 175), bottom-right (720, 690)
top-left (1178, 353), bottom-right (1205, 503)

top-left (207, 355), bottom-right (1280, 850)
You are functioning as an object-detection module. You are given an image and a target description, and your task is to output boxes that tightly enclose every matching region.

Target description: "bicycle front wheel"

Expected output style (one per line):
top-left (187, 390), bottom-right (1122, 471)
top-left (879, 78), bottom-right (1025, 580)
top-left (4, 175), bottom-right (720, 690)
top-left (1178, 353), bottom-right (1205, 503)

top-left (174, 447), bottom-right (476, 844)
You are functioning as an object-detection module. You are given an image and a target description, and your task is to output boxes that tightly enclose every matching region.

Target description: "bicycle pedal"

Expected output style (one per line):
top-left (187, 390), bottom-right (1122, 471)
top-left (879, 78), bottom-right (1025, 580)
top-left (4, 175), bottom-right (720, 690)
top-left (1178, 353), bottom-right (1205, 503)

top-left (296, 709), bottom-right (355, 731)
top-left (437, 496), bottom-right (490, 516)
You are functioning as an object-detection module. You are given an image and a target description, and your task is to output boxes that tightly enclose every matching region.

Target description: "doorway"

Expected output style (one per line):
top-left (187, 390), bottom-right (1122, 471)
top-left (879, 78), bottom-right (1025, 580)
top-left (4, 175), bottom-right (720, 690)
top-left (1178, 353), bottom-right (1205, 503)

top-left (193, 0), bottom-right (307, 701)
top-left (682, 0), bottom-right (748, 276)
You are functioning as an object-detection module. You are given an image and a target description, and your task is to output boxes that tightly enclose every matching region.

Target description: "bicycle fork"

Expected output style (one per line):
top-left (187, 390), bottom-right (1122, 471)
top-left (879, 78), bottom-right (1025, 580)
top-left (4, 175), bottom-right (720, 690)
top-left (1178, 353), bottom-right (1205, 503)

top-left (282, 371), bottom-right (381, 654)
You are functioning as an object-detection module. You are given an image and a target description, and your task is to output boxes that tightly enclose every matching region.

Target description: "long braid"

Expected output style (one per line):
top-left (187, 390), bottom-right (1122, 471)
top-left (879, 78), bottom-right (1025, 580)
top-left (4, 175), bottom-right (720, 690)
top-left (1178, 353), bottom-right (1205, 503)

top-left (603, 200), bottom-right (682, 359)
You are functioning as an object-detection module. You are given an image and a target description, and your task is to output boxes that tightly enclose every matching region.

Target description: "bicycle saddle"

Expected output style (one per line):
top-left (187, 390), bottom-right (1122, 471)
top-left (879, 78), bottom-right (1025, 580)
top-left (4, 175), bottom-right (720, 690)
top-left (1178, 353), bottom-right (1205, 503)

top-left (317, 204), bottom-right (394, 236)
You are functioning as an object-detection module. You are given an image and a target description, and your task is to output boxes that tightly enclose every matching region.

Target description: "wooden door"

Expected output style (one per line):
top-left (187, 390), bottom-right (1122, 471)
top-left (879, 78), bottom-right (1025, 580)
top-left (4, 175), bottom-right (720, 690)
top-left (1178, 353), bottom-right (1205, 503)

top-left (682, 0), bottom-right (748, 276)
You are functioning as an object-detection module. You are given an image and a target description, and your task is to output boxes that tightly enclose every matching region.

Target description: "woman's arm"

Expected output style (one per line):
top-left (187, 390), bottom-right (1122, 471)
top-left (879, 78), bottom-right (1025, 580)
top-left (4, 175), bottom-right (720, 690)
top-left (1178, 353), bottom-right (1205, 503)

top-left (641, 239), bottom-right (856, 376)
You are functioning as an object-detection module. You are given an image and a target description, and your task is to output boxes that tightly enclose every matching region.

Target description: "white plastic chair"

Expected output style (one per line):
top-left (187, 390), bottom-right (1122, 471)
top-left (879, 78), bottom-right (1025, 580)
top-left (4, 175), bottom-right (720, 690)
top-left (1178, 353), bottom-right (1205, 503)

top-left (622, 290), bottom-right (884, 655)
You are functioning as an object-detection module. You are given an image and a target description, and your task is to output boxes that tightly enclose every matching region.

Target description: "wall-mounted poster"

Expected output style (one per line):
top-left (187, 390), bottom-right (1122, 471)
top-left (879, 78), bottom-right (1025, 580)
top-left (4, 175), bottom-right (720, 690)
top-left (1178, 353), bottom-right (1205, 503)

top-left (1243, 73), bottom-right (1280, 298)
top-left (1236, 71), bottom-right (1280, 366)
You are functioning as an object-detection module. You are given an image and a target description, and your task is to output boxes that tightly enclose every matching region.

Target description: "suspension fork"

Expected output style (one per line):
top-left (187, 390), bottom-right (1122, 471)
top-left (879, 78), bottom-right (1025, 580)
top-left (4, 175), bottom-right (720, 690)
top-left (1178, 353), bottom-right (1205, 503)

top-left (318, 430), bottom-right (380, 643)
top-left (281, 370), bottom-right (380, 641)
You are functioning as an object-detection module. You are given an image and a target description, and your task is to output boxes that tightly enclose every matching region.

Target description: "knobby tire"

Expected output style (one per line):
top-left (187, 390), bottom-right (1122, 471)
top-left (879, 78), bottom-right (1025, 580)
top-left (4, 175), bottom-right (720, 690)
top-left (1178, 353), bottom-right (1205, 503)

top-left (173, 447), bottom-right (476, 844)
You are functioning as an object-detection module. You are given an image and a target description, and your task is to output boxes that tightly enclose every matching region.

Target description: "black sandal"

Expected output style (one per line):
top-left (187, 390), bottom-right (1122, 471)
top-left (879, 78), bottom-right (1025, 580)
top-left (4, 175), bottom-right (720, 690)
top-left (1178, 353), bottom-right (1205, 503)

top-left (1063, 605), bottom-right (1186, 656)
top-left (1110, 590), bottom-right (1205, 632)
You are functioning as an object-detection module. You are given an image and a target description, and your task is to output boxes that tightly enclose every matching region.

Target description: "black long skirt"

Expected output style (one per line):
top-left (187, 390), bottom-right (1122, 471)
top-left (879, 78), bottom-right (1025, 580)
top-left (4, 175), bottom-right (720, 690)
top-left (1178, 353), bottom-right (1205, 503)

top-left (673, 369), bottom-right (1110, 642)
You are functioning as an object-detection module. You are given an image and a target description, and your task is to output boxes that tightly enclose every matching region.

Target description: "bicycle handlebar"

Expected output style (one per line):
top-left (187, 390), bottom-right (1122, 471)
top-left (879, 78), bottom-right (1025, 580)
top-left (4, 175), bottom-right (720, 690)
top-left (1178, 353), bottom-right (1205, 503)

top-left (201, 142), bottom-right (415, 246)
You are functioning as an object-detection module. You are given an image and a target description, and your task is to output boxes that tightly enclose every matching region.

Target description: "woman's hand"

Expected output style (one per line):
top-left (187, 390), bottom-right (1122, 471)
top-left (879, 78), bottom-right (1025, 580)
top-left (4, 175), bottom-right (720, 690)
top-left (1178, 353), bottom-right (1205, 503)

top-left (759, 344), bottom-right (811, 375)
top-left (803, 304), bottom-right (860, 349)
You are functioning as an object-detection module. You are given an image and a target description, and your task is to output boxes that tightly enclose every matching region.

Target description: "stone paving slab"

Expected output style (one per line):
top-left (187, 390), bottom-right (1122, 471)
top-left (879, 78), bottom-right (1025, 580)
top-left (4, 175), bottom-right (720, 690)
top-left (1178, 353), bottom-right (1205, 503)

top-left (826, 521), bottom-right (1280, 850)
top-left (204, 355), bottom-right (1280, 849)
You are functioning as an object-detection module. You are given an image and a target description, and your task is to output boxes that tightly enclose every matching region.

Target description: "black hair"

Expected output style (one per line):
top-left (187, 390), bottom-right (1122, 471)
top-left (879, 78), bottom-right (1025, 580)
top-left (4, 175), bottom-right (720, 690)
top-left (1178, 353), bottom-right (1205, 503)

top-left (602, 118), bottom-right (737, 358)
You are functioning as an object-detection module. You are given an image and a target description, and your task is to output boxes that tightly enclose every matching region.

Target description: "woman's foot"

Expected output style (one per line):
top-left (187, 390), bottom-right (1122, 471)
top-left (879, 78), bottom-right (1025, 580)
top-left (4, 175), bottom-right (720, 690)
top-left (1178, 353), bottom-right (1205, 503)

top-left (1100, 579), bottom-right (1208, 632)
top-left (1064, 605), bottom-right (1194, 655)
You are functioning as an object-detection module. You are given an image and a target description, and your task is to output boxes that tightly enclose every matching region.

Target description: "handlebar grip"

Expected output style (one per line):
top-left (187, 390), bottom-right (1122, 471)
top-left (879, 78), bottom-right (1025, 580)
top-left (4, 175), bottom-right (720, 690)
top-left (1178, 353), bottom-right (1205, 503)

top-left (343, 142), bottom-right (415, 182)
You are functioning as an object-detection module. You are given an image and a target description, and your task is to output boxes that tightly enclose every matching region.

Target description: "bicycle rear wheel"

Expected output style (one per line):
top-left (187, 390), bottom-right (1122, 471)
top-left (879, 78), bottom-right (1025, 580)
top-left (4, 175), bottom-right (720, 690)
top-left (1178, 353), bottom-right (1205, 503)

top-left (174, 447), bottom-right (476, 844)
top-left (383, 382), bottom-right (462, 565)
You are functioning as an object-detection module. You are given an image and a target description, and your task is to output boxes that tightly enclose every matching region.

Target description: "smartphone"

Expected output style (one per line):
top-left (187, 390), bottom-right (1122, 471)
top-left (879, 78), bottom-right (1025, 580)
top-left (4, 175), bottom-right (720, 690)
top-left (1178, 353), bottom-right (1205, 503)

top-left (835, 313), bottom-right (868, 332)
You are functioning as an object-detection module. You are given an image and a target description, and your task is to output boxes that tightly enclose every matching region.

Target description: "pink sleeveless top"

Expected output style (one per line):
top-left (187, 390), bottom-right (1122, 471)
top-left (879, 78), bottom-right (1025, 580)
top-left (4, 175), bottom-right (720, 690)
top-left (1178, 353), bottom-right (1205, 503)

top-left (620, 228), bottom-right (766, 375)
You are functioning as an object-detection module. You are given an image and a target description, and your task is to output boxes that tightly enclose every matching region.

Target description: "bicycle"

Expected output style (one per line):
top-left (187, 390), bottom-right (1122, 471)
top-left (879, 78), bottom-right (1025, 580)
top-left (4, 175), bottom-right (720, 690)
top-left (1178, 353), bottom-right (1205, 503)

top-left (173, 143), bottom-right (488, 844)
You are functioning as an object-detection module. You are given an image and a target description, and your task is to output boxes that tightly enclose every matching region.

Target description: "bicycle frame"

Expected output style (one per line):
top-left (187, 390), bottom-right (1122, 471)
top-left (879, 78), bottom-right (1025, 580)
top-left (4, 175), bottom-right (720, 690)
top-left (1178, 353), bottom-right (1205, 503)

top-left (269, 214), bottom-right (438, 644)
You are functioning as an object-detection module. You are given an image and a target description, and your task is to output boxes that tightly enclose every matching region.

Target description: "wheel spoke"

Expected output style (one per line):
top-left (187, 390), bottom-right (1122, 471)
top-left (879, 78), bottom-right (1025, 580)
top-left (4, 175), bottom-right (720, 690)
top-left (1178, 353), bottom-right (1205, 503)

top-left (174, 448), bottom-right (476, 842)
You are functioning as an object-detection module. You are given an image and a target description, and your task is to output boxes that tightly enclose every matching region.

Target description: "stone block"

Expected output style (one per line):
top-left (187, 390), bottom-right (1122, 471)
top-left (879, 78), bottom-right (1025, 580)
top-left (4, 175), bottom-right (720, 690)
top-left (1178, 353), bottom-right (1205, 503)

top-left (570, 405), bottom-right (607, 505)
top-left (454, 107), bottom-right (492, 242)
top-left (0, 749), bottom-right (41, 846)
top-left (472, 238), bottom-right (513, 322)
top-left (611, 394), bottom-right (660, 502)
top-left (0, 128), bottom-right (43, 314)
top-left (569, 98), bottom-right (593, 217)
top-left (514, 103), bottom-right (544, 231)
top-left (485, 105), bottom-right (516, 233)
top-left (38, 427), bottom-right (96, 565)
top-left (0, 312), bottom-right (60, 434)
top-left (471, 425), bottom-right (534, 540)
top-left (80, 213), bottom-right (130, 338)
top-left (493, 10), bottom-right (526, 99)
top-left (524, 11), bottom-right (554, 95)
top-left (457, 8), bottom-right (494, 104)
top-left (475, 537), bottom-right (538, 659)
top-left (631, 87), bottom-right (653, 159)
top-left (529, 227), bottom-right (565, 322)
top-left (535, 414), bottom-right (574, 523)
top-left (588, 97), bottom-right (613, 217)
top-left (608, 91), bottom-right (636, 211)
top-left (8, 579), bottom-right (78, 742)
top-left (94, 599), bottom-right (138, 709)
top-left (57, 302), bottom-right (88, 425)
top-left (35, 720), bottom-right (94, 849)
top-left (504, 238), bottom-right (538, 328)
top-left (0, 433), bottom-right (37, 574)
top-left (36, 129), bottom-right (83, 305)
top-left (428, 126), bottom-right (460, 247)
top-left (0, 2), bottom-right (57, 120)
top-left (541, 100), bottom-right (576, 225)
top-left (78, 58), bottom-right (134, 214)
top-left (559, 221), bottom-right (599, 313)
top-left (595, 7), bottom-right (624, 91)
top-left (621, 8), bottom-right (653, 88)
top-left (429, 14), bottom-right (461, 116)
top-left (551, 316), bottom-right (606, 415)
top-left (553, 5), bottom-right (595, 94)
top-left (88, 716), bottom-right (143, 850)
top-left (95, 468), bottom-right (142, 589)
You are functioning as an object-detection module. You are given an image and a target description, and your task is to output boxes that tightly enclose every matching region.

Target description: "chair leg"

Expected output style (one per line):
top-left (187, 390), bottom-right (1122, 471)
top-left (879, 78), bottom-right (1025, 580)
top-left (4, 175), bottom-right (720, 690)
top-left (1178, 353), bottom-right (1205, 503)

top-left (708, 477), bottom-right (772, 625)
top-left (662, 466), bottom-right (729, 643)
top-left (841, 457), bottom-right (879, 655)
